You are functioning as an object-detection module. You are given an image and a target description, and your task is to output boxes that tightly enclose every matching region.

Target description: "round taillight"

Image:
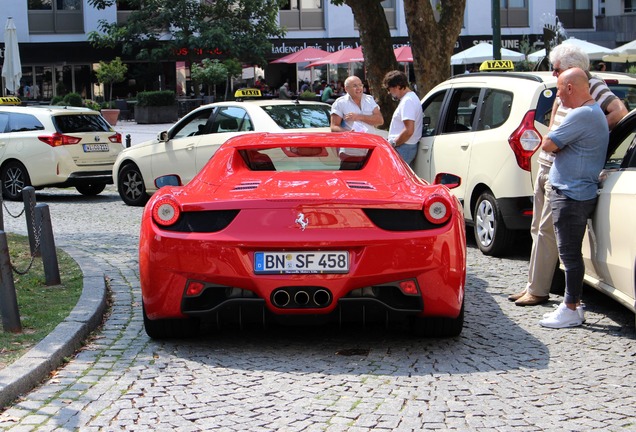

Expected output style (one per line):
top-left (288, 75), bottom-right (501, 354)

top-left (152, 197), bottom-right (181, 226)
top-left (424, 194), bottom-right (451, 225)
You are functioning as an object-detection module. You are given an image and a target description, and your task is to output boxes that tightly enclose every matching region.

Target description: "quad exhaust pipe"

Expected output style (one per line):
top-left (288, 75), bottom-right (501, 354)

top-left (272, 288), bottom-right (332, 308)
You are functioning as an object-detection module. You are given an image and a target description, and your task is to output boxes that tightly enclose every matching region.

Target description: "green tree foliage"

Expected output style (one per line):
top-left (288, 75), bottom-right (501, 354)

top-left (191, 59), bottom-right (227, 97)
top-left (87, 0), bottom-right (286, 67)
top-left (95, 57), bottom-right (128, 106)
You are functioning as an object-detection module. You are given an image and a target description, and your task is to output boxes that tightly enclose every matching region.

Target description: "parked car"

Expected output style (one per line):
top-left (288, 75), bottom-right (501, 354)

top-left (113, 92), bottom-right (333, 206)
top-left (582, 108), bottom-right (636, 326)
top-left (414, 70), bottom-right (636, 256)
top-left (0, 105), bottom-right (123, 200)
top-left (139, 132), bottom-right (466, 339)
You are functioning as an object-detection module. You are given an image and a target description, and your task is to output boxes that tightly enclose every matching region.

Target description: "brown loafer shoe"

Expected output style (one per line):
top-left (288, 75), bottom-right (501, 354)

top-left (507, 290), bottom-right (526, 302)
top-left (515, 293), bottom-right (549, 306)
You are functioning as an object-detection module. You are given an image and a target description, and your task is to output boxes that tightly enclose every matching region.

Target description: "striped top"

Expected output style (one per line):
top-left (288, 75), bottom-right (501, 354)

top-left (538, 73), bottom-right (618, 167)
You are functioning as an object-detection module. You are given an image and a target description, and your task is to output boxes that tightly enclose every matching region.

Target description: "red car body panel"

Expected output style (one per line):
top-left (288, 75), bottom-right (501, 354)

top-left (139, 132), bottom-right (466, 329)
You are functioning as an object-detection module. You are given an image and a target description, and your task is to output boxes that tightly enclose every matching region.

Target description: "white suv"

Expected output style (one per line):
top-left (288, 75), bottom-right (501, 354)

top-left (0, 106), bottom-right (123, 200)
top-left (414, 71), bottom-right (636, 256)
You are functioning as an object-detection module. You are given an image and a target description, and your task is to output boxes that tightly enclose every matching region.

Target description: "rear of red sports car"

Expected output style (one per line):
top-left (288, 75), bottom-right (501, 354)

top-left (139, 133), bottom-right (466, 338)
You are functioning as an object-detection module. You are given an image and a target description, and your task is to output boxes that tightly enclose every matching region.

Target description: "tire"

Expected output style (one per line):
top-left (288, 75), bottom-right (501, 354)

top-left (1, 160), bottom-right (31, 201)
top-left (473, 191), bottom-right (515, 257)
top-left (118, 163), bottom-right (150, 207)
top-left (76, 183), bottom-right (106, 196)
top-left (411, 302), bottom-right (464, 338)
top-left (142, 303), bottom-right (200, 339)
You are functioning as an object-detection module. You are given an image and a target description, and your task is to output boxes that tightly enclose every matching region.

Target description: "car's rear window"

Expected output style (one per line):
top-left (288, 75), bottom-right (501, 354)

top-left (239, 146), bottom-right (372, 171)
top-left (261, 104), bottom-right (331, 129)
top-left (53, 114), bottom-right (112, 133)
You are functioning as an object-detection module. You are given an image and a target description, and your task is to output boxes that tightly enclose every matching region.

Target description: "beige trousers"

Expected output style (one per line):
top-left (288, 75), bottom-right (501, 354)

top-left (526, 164), bottom-right (560, 296)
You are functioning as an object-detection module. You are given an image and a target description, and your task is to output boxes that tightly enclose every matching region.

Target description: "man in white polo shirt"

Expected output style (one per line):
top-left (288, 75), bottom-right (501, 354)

top-left (330, 75), bottom-right (383, 134)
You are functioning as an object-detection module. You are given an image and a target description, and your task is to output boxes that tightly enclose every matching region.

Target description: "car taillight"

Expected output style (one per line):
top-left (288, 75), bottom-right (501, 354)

top-left (109, 132), bottom-right (122, 143)
top-left (508, 110), bottom-right (542, 172)
top-left (38, 132), bottom-right (82, 147)
top-left (423, 193), bottom-right (451, 225)
top-left (152, 196), bottom-right (181, 227)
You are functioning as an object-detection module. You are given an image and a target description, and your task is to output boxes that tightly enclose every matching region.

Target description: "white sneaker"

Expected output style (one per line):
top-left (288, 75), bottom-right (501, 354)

top-left (539, 303), bottom-right (583, 328)
top-left (543, 304), bottom-right (586, 323)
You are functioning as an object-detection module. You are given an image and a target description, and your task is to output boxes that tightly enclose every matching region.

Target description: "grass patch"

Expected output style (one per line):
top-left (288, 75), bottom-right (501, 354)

top-left (0, 233), bottom-right (82, 369)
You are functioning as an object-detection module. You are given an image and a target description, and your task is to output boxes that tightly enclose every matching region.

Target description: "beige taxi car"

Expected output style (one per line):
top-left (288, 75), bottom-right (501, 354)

top-left (582, 108), bottom-right (636, 325)
top-left (113, 90), bottom-right (332, 206)
top-left (0, 104), bottom-right (123, 200)
top-left (415, 67), bottom-right (636, 256)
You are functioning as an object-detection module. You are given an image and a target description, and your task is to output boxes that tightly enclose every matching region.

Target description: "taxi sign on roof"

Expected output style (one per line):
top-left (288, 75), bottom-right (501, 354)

top-left (479, 60), bottom-right (515, 71)
top-left (234, 88), bottom-right (262, 98)
top-left (0, 96), bottom-right (21, 105)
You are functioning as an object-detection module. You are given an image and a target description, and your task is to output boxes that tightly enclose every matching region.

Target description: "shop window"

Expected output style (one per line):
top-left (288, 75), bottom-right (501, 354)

top-left (500, 0), bottom-right (529, 28)
top-left (556, 0), bottom-right (593, 29)
top-left (280, 0), bottom-right (324, 30)
top-left (626, 0), bottom-right (635, 13)
top-left (28, 0), bottom-right (84, 34)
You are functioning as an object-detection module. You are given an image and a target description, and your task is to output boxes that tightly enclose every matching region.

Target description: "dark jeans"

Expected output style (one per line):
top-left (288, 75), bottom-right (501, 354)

top-left (550, 190), bottom-right (597, 304)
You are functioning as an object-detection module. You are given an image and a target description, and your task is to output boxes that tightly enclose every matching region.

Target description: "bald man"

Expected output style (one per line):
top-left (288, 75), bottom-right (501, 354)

top-left (330, 76), bottom-right (383, 133)
top-left (539, 67), bottom-right (609, 329)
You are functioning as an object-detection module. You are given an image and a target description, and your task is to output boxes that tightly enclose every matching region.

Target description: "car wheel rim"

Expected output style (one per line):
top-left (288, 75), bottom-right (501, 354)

top-left (475, 199), bottom-right (495, 247)
top-left (5, 166), bottom-right (24, 197)
top-left (123, 171), bottom-right (143, 200)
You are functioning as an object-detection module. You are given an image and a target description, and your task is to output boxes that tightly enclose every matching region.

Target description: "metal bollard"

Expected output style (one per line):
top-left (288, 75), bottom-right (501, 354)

top-left (22, 186), bottom-right (39, 257)
top-left (126, 133), bottom-right (131, 148)
top-left (0, 231), bottom-right (22, 333)
top-left (35, 203), bottom-right (60, 286)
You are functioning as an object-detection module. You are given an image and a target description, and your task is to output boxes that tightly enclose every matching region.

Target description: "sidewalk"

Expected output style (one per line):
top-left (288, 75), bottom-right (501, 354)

top-left (0, 120), bottom-right (174, 408)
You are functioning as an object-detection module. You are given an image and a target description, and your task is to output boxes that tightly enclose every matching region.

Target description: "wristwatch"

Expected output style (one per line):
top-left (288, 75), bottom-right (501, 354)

top-left (388, 139), bottom-right (397, 147)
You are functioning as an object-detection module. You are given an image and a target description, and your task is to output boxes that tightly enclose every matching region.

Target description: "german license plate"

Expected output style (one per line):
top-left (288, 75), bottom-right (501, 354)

top-left (254, 251), bottom-right (349, 274)
top-left (83, 143), bottom-right (109, 152)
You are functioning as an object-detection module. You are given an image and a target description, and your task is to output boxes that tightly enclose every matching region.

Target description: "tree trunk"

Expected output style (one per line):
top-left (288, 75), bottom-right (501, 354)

top-left (404, 0), bottom-right (466, 96)
top-left (344, 0), bottom-right (398, 130)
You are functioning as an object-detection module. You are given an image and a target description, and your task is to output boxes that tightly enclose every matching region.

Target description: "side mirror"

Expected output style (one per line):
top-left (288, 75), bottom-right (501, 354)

top-left (155, 175), bottom-right (182, 188)
top-left (158, 131), bottom-right (169, 142)
top-left (434, 173), bottom-right (461, 189)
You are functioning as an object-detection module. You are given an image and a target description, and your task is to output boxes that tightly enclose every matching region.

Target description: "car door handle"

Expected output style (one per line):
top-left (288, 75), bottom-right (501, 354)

top-left (460, 141), bottom-right (470, 149)
top-left (418, 138), bottom-right (430, 151)
top-left (186, 143), bottom-right (195, 150)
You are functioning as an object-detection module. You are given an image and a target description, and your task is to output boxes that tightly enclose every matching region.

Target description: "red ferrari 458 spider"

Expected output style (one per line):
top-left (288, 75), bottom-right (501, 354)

top-left (139, 132), bottom-right (466, 338)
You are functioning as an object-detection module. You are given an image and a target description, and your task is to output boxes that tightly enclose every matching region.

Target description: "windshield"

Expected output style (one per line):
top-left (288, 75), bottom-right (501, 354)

top-left (261, 104), bottom-right (331, 129)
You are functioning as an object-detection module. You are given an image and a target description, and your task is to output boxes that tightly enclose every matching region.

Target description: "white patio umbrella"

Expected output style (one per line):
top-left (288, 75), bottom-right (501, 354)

top-left (602, 40), bottom-right (636, 63)
top-left (450, 42), bottom-right (525, 65)
top-left (1, 17), bottom-right (22, 95)
top-left (527, 37), bottom-right (616, 62)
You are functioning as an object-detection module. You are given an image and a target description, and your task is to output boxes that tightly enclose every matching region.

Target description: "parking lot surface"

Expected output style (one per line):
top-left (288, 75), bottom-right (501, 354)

top-left (0, 181), bottom-right (635, 430)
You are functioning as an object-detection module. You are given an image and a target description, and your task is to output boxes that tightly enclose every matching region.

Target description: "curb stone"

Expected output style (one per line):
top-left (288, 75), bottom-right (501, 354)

top-left (0, 246), bottom-right (107, 409)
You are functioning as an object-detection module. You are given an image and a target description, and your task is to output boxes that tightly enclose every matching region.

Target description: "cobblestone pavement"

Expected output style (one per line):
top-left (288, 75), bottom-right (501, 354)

top-left (0, 185), bottom-right (635, 431)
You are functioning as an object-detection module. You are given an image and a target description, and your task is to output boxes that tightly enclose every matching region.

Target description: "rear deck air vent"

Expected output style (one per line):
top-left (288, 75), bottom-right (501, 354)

top-left (346, 180), bottom-right (375, 190)
top-left (233, 180), bottom-right (261, 191)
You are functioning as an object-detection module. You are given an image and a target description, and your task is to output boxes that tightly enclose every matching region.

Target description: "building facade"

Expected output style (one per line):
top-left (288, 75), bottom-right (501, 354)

top-left (1, 0), bottom-right (634, 100)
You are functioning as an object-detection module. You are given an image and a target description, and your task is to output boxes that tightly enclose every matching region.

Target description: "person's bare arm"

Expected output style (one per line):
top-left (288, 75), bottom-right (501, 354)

top-left (330, 113), bottom-right (347, 132)
top-left (541, 136), bottom-right (559, 153)
top-left (395, 120), bottom-right (415, 146)
top-left (344, 107), bottom-right (383, 127)
top-left (605, 98), bottom-right (628, 130)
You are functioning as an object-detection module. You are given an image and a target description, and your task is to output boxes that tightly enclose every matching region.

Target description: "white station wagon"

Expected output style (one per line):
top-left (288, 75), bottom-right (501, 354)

top-left (0, 105), bottom-right (123, 200)
top-left (113, 93), bottom-right (332, 206)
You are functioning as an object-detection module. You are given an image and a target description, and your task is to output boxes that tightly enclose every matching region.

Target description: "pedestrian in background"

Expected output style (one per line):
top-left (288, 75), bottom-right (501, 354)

top-left (382, 70), bottom-right (423, 164)
top-left (509, 43), bottom-right (627, 308)
top-left (279, 82), bottom-right (292, 99)
top-left (539, 67), bottom-right (609, 328)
